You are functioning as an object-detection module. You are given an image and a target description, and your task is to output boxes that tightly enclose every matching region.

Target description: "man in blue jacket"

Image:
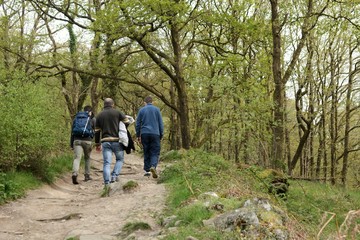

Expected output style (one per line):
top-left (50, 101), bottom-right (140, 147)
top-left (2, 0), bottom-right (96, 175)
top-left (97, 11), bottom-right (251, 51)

top-left (136, 96), bottom-right (164, 178)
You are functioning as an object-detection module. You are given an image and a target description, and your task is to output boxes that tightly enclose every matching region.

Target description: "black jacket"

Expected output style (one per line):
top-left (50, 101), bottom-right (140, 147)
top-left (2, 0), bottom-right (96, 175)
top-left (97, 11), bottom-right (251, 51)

top-left (124, 128), bottom-right (135, 154)
top-left (95, 106), bottom-right (126, 144)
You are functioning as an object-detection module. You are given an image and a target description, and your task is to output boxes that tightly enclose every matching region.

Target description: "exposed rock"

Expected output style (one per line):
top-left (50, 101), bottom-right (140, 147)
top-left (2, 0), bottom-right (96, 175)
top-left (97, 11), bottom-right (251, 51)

top-left (203, 198), bottom-right (289, 239)
top-left (199, 192), bottom-right (219, 199)
top-left (244, 198), bottom-right (272, 211)
top-left (161, 215), bottom-right (177, 227)
top-left (203, 208), bottom-right (259, 231)
top-left (210, 203), bottom-right (224, 212)
top-left (258, 169), bottom-right (290, 199)
top-left (185, 236), bottom-right (199, 240)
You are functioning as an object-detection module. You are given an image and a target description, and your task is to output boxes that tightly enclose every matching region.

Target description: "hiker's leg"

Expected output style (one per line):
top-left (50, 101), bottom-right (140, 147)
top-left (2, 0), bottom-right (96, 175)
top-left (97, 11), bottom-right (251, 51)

top-left (102, 142), bottom-right (112, 185)
top-left (83, 140), bottom-right (92, 175)
top-left (149, 135), bottom-right (161, 169)
top-left (141, 134), bottom-right (151, 172)
top-left (72, 140), bottom-right (83, 176)
top-left (112, 142), bottom-right (124, 178)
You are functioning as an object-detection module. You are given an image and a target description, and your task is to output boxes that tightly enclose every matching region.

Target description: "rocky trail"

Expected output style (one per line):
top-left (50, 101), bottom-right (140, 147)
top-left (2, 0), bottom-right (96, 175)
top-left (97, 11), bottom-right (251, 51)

top-left (0, 151), bottom-right (167, 240)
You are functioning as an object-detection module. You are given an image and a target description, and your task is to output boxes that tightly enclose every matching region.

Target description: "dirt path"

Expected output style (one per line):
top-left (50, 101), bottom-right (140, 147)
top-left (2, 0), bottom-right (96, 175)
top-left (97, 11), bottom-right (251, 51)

top-left (0, 151), bottom-right (167, 240)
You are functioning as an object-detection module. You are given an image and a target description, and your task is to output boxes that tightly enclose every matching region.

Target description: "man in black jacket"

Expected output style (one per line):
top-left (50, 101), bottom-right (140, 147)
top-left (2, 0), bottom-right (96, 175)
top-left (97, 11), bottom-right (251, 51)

top-left (95, 98), bottom-right (127, 195)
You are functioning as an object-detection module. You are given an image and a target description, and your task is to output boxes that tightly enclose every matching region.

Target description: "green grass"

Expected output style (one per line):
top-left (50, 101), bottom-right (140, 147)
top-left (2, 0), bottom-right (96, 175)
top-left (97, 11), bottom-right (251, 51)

top-left (164, 226), bottom-right (247, 240)
top-left (176, 202), bottom-right (212, 227)
top-left (0, 154), bottom-right (73, 204)
top-left (285, 180), bottom-right (360, 239)
top-left (159, 149), bottom-right (258, 239)
top-left (42, 154), bottom-right (73, 183)
top-left (0, 171), bottom-right (42, 204)
top-left (121, 221), bottom-right (151, 235)
top-left (122, 180), bottom-right (139, 191)
top-left (159, 149), bottom-right (360, 239)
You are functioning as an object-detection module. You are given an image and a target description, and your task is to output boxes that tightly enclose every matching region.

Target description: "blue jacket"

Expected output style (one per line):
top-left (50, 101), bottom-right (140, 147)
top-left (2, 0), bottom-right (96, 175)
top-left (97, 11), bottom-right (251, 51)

top-left (136, 103), bottom-right (164, 139)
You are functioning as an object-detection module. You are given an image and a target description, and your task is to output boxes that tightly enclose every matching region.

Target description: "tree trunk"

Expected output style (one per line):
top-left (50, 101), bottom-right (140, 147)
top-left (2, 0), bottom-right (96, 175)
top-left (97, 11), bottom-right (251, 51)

top-left (89, 30), bottom-right (102, 115)
top-left (322, 115), bottom-right (328, 182)
top-left (308, 80), bottom-right (315, 178)
top-left (169, 81), bottom-right (180, 150)
top-left (315, 122), bottom-right (323, 179)
top-left (341, 45), bottom-right (356, 186)
top-left (288, 87), bottom-right (314, 175)
top-left (177, 84), bottom-right (190, 149)
top-left (329, 54), bottom-right (338, 185)
top-left (270, 0), bottom-right (285, 169)
top-left (170, 21), bottom-right (191, 149)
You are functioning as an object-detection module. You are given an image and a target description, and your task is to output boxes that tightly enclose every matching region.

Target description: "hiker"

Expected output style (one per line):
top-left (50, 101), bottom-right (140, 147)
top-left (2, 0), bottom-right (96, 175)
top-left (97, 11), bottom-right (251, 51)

top-left (135, 96), bottom-right (164, 178)
top-left (94, 98), bottom-right (127, 194)
top-left (70, 105), bottom-right (96, 184)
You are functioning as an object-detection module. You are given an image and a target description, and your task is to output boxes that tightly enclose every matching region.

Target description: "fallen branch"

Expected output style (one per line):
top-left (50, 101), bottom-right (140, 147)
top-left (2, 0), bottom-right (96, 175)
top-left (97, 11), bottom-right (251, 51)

top-left (183, 174), bottom-right (194, 195)
top-left (317, 211), bottom-right (336, 240)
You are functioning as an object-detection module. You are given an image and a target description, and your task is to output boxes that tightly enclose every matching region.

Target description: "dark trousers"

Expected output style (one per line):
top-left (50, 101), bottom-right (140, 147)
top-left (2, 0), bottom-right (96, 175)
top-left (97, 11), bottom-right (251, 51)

top-left (141, 134), bottom-right (161, 171)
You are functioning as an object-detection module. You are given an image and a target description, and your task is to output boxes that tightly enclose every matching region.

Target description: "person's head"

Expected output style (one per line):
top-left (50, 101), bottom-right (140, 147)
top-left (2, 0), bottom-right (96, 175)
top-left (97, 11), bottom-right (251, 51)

top-left (83, 105), bottom-right (93, 117)
top-left (144, 96), bottom-right (153, 104)
top-left (104, 98), bottom-right (114, 108)
top-left (84, 105), bottom-right (92, 112)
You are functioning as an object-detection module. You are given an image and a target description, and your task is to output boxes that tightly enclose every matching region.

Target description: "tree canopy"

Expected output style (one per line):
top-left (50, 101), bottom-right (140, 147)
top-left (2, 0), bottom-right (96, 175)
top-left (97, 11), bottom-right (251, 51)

top-left (0, 0), bottom-right (359, 186)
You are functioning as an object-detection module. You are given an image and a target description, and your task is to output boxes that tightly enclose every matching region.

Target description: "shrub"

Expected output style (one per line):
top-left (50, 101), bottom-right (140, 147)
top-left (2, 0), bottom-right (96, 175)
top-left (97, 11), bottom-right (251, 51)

top-left (0, 75), bottom-right (65, 174)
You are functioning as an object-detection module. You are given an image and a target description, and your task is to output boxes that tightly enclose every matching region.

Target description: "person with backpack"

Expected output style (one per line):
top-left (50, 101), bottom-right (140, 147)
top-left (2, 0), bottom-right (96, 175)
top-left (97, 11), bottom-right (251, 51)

top-left (94, 98), bottom-right (127, 196)
top-left (70, 105), bottom-right (96, 184)
top-left (135, 96), bottom-right (164, 178)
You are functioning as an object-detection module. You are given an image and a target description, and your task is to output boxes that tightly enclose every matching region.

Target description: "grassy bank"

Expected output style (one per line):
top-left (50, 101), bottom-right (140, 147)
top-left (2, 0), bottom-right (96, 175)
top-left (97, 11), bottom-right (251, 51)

top-left (0, 154), bottom-right (73, 205)
top-left (159, 149), bottom-right (360, 239)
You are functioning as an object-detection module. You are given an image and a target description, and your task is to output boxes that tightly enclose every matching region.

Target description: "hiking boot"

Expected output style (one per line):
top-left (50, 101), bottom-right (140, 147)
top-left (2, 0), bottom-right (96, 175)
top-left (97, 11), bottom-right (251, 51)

top-left (150, 167), bottom-right (158, 179)
top-left (84, 174), bottom-right (92, 182)
top-left (100, 184), bottom-right (111, 197)
top-left (110, 176), bottom-right (119, 183)
top-left (144, 172), bottom-right (151, 177)
top-left (72, 175), bottom-right (79, 185)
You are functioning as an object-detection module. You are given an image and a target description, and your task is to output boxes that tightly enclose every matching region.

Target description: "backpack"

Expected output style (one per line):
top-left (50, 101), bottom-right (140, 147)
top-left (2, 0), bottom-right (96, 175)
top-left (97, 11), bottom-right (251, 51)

top-left (72, 111), bottom-right (94, 138)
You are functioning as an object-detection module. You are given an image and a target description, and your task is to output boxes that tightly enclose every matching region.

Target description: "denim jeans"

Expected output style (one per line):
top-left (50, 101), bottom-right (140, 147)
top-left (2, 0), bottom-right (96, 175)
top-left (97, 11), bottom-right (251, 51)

top-left (141, 134), bottom-right (161, 172)
top-left (101, 141), bottom-right (124, 184)
top-left (73, 140), bottom-right (92, 176)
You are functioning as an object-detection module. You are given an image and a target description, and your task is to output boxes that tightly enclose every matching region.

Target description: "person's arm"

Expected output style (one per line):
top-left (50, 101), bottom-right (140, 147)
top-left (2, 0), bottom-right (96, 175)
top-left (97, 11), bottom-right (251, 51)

top-left (158, 110), bottom-right (164, 140)
top-left (95, 128), bottom-right (101, 151)
top-left (94, 115), bottom-right (101, 145)
top-left (70, 120), bottom-right (75, 148)
top-left (91, 117), bottom-right (96, 139)
top-left (135, 110), bottom-right (142, 143)
top-left (135, 111), bottom-right (141, 138)
top-left (119, 111), bottom-right (126, 122)
top-left (94, 128), bottom-right (101, 144)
